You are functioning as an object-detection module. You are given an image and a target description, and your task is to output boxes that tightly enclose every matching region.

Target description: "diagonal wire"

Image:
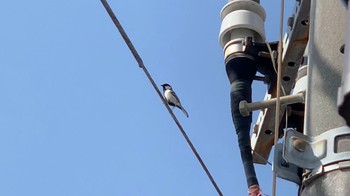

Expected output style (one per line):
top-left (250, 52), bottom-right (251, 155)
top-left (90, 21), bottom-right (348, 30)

top-left (100, 1), bottom-right (223, 195)
top-left (252, 150), bottom-right (272, 166)
top-left (272, 0), bottom-right (285, 195)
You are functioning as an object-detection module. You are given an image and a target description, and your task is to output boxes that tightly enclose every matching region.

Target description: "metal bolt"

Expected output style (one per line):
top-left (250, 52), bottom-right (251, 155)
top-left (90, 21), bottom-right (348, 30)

top-left (293, 139), bottom-right (307, 152)
top-left (288, 17), bottom-right (294, 29)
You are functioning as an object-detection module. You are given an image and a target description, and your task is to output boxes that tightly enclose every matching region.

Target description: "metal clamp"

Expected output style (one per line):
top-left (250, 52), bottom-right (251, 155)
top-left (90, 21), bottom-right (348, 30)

top-left (273, 143), bottom-right (301, 185)
top-left (302, 160), bottom-right (350, 185)
top-left (283, 126), bottom-right (350, 182)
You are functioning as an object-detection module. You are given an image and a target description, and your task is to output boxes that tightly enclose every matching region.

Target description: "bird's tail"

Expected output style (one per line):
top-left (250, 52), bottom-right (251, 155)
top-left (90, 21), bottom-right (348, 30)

top-left (178, 106), bottom-right (189, 118)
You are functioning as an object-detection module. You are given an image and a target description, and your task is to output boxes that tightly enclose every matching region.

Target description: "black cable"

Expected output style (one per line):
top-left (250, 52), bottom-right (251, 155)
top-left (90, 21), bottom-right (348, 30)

top-left (100, 1), bottom-right (223, 195)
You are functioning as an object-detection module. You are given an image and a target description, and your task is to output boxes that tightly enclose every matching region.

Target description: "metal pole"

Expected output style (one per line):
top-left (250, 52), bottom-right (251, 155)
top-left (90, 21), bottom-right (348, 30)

top-left (239, 93), bottom-right (304, 117)
top-left (301, 0), bottom-right (349, 195)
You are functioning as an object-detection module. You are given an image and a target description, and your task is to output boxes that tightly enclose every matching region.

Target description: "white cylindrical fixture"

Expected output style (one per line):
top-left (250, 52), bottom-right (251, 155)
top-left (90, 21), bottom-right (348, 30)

top-left (293, 46), bottom-right (309, 95)
top-left (293, 65), bottom-right (308, 95)
top-left (219, 0), bottom-right (266, 59)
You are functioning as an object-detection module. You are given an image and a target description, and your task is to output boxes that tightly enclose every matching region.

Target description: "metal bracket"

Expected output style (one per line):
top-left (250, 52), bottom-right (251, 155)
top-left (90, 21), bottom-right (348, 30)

top-left (248, 0), bottom-right (310, 165)
top-left (284, 126), bottom-right (350, 170)
top-left (273, 143), bottom-right (301, 185)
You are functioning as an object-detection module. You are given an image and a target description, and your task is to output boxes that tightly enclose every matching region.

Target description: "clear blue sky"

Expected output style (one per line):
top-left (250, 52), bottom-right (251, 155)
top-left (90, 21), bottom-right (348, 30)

top-left (0, 1), bottom-right (298, 195)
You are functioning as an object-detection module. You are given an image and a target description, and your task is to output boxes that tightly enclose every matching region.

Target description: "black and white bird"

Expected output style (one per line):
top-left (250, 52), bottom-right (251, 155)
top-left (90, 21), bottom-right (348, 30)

top-left (161, 83), bottom-right (189, 118)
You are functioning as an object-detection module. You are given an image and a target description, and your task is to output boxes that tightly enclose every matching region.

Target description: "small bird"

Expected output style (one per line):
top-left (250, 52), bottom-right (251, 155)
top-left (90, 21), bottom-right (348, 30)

top-left (161, 83), bottom-right (189, 118)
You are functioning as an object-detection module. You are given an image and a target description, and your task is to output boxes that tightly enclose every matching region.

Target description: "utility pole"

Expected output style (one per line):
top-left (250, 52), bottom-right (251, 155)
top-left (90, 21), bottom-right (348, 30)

top-left (219, 0), bottom-right (350, 195)
top-left (299, 0), bottom-right (350, 195)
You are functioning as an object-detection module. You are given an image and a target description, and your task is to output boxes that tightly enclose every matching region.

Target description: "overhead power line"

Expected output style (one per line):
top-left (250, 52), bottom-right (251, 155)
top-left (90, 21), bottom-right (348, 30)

top-left (100, 1), bottom-right (223, 195)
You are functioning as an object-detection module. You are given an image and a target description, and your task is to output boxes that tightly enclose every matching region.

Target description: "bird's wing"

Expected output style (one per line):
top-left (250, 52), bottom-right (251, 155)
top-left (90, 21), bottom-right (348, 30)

top-left (171, 91), bottom-right (181, 104)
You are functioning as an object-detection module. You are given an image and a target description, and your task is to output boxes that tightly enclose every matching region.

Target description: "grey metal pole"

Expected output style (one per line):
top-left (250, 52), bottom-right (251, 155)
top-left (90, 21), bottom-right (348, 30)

top-left (301, 0), bottom-right (350, 195)
top-left (239, 93), bottom-right (305, 117)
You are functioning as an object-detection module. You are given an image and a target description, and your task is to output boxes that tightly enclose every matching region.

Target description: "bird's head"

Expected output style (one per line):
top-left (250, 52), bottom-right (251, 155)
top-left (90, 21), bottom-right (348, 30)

top-left (161, 83), bottom-right (172, 90)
